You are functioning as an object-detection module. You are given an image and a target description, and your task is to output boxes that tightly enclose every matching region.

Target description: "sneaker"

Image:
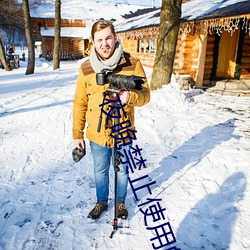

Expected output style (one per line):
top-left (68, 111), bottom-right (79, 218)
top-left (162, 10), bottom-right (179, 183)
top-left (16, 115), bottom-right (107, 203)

top-left (117, 202), bottom-right (128, 219)
top-left (87, 202), bottom-right (108, 220)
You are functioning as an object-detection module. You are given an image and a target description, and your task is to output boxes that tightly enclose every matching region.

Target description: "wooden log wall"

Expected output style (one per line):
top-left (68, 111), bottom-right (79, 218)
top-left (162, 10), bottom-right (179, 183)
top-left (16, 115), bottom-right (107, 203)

top-left (134, 53), bottom-right (156, 68)
top-left (61, 38), bottom-right (74, 52)
top-left (173, 34), bottom-right (199, 80)
top-left (72, 38), bottom-right (87, 56)
top-left (173, 34), bottom-right (185, 75)
top-left (41, 37), bottom-right (53, 58)
top-left (120, 38), bottom-right (156, 68)
top-left (120, 39), bottom-right (137, 54)
top-left (120, 31), bottom-right (200, 77)
top-left (184, 35), bottom-right (198, 79)
top-left (41, 37), bottom-right (86, 58)
top-left (32, 18), bottom-right (86, 29)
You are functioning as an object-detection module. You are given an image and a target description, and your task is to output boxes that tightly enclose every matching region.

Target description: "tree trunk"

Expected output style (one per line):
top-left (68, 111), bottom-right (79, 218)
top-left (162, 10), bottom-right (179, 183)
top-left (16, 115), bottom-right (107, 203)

top-left (151, 0), bottom-right (182, 90)
top-left (0, 37), bottom-right (11, 71)
top-left (53, 0), bottom-right (61, 70)
top-left (22, 0), bottom-right (35, 75)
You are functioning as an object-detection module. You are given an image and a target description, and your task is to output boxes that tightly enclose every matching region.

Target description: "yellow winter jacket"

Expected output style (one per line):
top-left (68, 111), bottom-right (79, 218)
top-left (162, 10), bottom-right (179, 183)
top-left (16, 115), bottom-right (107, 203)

top-left (72, 52), bottom-right (150, 148)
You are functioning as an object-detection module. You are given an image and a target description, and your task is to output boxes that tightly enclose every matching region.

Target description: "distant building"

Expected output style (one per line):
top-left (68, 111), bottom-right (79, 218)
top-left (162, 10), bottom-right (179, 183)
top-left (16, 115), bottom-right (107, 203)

top-left (31, 17), bottom-right (92, 60)
top-left (30, 1), bottom-right (151, 60)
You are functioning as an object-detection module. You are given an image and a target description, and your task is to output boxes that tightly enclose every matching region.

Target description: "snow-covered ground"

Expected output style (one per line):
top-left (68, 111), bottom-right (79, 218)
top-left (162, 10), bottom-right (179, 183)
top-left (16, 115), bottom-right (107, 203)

top-left (0, 49), bottom-right (249, 250)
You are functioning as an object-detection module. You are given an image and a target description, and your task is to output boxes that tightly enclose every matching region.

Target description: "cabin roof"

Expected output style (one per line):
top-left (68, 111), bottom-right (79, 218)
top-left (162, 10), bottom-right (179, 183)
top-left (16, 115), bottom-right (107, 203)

top-left (115, 0), bottom-right (250, 32)
top-left (30, 0), bottom-right (151, 20)
top-left (182, 0), bottom-right (250, 21)
top-left (115, 8), bottom-right (160, 33)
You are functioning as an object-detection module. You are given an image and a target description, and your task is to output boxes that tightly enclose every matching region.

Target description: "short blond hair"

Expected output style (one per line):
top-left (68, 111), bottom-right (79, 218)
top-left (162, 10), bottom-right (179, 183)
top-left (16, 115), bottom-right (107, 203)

top-left (91, 20), bottom-right (116, 40)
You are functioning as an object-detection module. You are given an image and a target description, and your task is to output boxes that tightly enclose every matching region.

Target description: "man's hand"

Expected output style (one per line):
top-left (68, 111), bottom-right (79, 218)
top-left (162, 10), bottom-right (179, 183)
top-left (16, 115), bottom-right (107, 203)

top-left (119, 90), bottom-right (130, 104)
top-left (72, 139), bottom-right (86, 162)
top-left (74, 139), bottom-right (85, 149)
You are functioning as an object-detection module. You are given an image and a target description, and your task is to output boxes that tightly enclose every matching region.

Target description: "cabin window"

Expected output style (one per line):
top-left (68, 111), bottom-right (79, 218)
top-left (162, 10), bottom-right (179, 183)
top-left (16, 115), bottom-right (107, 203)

top-left (137, 39), bottom-right (143, 53)
top-left (150, 38), bottom-right (155, 53)
top-left (137, 38), bottom-right (156, 54)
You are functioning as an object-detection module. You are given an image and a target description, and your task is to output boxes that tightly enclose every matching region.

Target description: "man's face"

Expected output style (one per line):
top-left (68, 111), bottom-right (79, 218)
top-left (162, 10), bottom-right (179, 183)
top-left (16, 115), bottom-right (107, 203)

top-left (93, 27), bottom-right (117, 60)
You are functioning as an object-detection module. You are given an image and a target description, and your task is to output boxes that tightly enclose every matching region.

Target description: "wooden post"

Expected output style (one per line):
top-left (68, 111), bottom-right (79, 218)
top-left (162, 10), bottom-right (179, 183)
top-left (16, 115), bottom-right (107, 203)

top-left (195, 32), bottom-right (207, 88)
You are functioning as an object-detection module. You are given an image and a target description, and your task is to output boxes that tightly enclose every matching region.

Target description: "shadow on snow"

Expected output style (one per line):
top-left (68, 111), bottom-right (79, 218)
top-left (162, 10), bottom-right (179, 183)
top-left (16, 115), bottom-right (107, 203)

top-left (176, 172), bottom-right (247, 249)
top-left (0, 100), bottom-right (73, 117)
top-left (146, 118), bottom-right (240, 197)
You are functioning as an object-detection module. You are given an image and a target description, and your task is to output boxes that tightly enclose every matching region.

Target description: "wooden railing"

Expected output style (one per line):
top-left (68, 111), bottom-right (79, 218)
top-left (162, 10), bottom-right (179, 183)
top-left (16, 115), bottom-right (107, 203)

top-left (46, 51), bottom-right (83, 61)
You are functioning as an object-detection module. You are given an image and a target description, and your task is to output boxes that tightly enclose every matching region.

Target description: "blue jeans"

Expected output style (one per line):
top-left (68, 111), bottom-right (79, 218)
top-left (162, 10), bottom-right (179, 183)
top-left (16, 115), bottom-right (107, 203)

top-left (90, 141), bottom-right (130, 205)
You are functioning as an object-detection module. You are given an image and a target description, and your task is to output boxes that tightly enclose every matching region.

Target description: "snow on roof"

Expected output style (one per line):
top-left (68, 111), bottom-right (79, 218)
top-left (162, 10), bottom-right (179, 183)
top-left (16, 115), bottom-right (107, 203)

top-left (40, 27), bottom-right (91, 39)
top-left (182, 0), bottom-right (250, 21)
top-left (30, 0), bottom-right (151, 20)
top-left (114, 8), bottom-right (160, 32)
top-left (114, 0), bottom-right (250, 32)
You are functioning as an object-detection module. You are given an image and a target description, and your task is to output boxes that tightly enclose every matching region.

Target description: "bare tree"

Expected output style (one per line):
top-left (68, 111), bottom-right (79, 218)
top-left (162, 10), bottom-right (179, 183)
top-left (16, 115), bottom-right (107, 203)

top-left (53, 0), bottom-right (61, 70)
top-left (0, 0), bottom-right (23, 71)
top-left (22, 0), bottom-right (35, 75)
top-left (0, 0), bottom-right (24, 37)
top-left (151, 0), bottom-right (182, 90)
top-left (0, 37), bottom-right (11, 71)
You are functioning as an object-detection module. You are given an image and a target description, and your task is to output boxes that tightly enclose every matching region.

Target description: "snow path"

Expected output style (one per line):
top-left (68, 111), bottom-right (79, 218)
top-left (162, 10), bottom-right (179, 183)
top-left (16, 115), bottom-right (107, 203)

top-left (0, 58), bottom-right (250, 249)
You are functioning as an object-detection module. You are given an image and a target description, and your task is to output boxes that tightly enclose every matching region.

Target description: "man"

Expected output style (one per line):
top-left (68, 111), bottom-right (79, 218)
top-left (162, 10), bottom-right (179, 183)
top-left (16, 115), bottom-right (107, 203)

top-left (72, 20), bottom-right (150, 220)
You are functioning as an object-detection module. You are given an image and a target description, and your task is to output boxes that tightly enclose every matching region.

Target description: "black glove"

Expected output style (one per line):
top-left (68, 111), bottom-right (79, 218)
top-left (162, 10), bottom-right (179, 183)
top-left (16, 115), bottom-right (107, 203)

top-left (72, 146), bottom-right (86, 162)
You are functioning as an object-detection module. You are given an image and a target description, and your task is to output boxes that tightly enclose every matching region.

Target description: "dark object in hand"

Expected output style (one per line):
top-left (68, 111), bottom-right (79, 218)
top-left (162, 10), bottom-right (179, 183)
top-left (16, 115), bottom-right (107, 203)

top-left (96, 69), bottom-right (144, 90)
top-left (72, 146), bottom-right (86, 162)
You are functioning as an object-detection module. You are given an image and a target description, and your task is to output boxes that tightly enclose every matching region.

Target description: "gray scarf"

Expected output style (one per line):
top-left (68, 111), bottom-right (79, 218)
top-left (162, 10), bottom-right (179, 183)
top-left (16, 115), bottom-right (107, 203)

top-left (90, 41), bottom-right (123, 73)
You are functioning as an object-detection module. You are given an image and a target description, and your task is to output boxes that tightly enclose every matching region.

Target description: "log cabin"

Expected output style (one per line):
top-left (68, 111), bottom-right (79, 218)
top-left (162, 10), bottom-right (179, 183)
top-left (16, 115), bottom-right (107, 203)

top-left (115, 0), bottom-right (250, 93)
top-left (31, 18), bottom-right (92, 60)
top-left (30, 1), bottom-right (152, 61)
